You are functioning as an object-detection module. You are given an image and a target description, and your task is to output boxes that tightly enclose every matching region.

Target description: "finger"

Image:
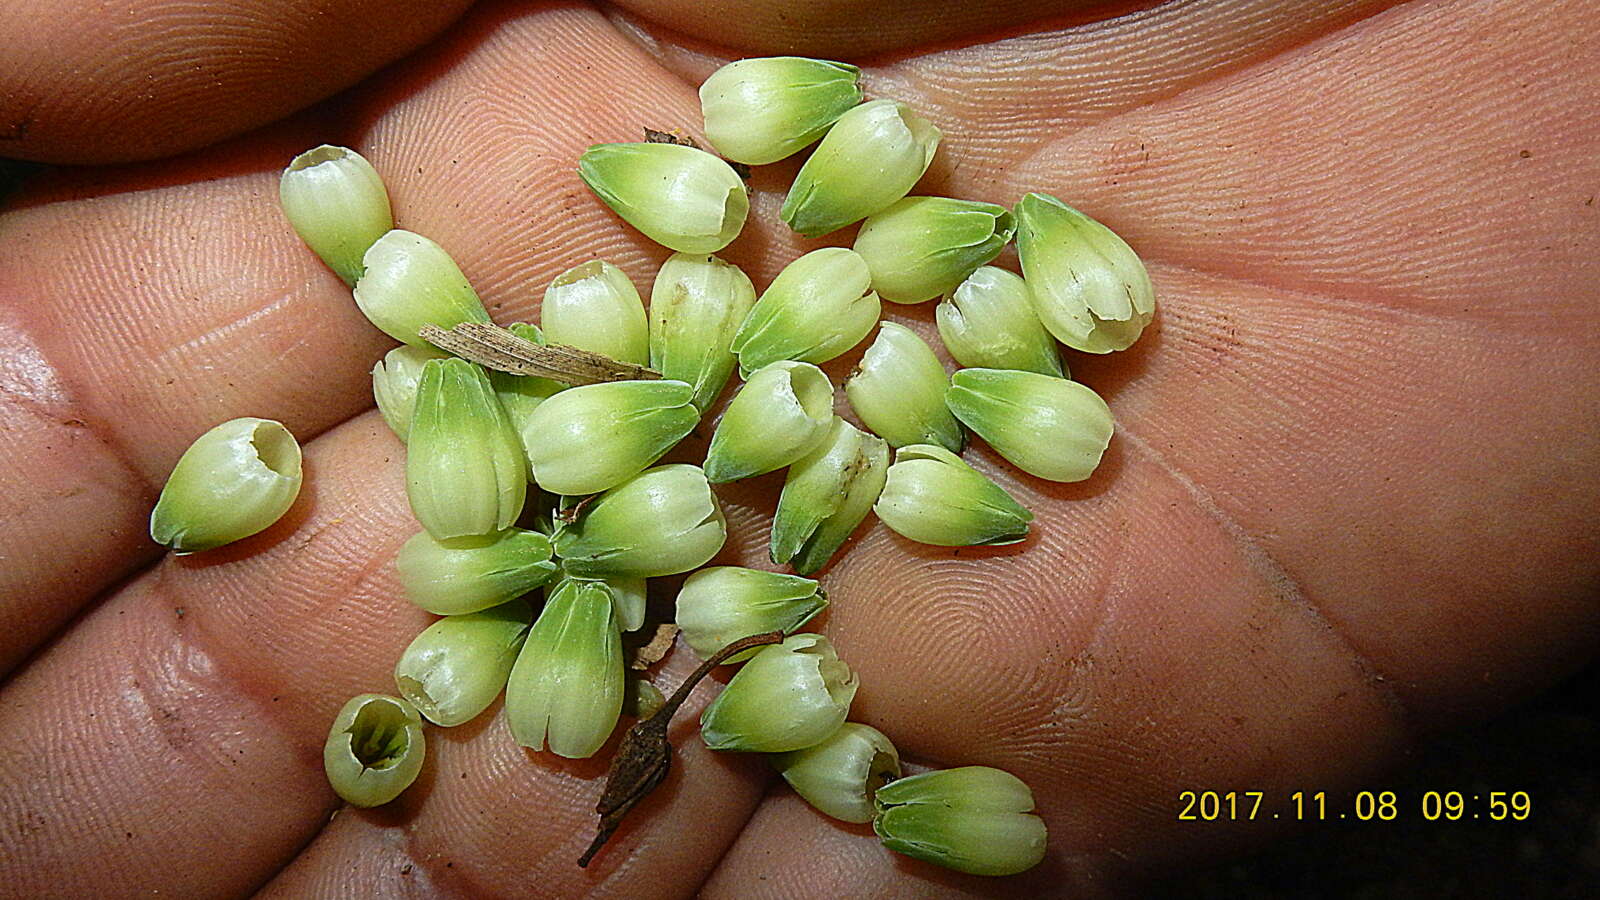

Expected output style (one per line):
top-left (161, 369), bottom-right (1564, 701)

top-left (0, 0), bottom-right (473, 163)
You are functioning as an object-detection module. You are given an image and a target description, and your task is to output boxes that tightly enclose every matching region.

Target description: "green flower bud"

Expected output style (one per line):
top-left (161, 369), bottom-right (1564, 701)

top-left (553, 573), bottom-right (649, 633)
top-left (149, 417), bottom-right (302, 553)
top-left (873, 766), bottom-right (1048, 877)
top-left (853, 197), bottom-right (1014, 304)
top-left (372, 344), bottom-right (450, 442)
top-left (505, 580), bottom-right (624, 759)
top-left (674, 566), bottom-right (828, 663)
top-left (394, 527), bottom-right (557, 615)
top-left (771, 417), bottom-right (890, 575)
top-left (649, 252), bottom-right (757, 410)
top-left (844, 322), bottom-right (964, 452)
top-left (945, 368), bottom-right (1113, 483)
top-left (521, 379), bottom-right (699, 496)
top-left (875, 444), bottom-right (1032, 546)
top-left (488, 322), bottom-right (565, 450)
top-left (352, 229), bottom-right (492, 346)
top-left (732, 248), bottom-right (880, 377)
top-left (541, 260), bottom-right (650, 366)
top-left (699, 57), bottom-right (863, 165)
top-left (704, 361), bottom-right (834, 483)
top-left (1014, 192), bottom-right (1154, 353)
top-left (578, 142), bottom-right (749, 253)
top-left (278, 145), bottom-right (393, 285)
top-left (936, 267), bottom-right (1065, 377)
top-left (322, 694), bottom-right (424, 808)
top-left (406, 358), bottom-right (528, 539)
top-left (781, 99), bottom-right (942, 238)
top-left (554, 464), bottom-right (727, 578)
top-left (699, 633), bottom-right (857, 752)
top-left (393, 599), bottom-right (533, 726)
top-left (771, 722), bottom-right (901, 823)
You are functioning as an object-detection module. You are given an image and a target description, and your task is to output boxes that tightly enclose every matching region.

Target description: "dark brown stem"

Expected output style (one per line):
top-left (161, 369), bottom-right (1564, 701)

top-left (577, 630), bottom-right (785, 868)
top-left (419, 322), bottom-right (661, 384)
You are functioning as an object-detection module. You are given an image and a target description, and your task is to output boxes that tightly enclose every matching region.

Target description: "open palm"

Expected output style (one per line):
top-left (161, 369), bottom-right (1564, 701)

top-left (1, 0), bottom-right (1596, 896)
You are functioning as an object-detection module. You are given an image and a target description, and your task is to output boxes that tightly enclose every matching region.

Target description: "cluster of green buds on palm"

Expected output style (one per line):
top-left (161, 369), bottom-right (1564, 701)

top-left (139, 43), bottom-right (1167, 882)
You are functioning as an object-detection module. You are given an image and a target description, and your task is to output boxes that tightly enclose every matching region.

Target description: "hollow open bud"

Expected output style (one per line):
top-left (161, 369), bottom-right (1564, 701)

top-left (674, 567), bottom-right (828, 663)
top-left (372, 345), bottom-right (450, 442)
top-left (406, 358), bottom-right (528, 539)
top-left (699, 633), bottom-right (857, 752)
top-left (578, 142), bottom-right (749, 253)
top-left (771, 722), bottom-right (901, 823)
top-left (875, 444), bottom-right (1032, 546)
top-left (732, 248), bottom-right (880, 376)
top-left (945, 368), bottom-right (1113, 483)
top-left (394, 527), bottom-right (557, 615)
top-left (322, 694), bottom-right (425, 808)
top-left (936, 267), bottom-right (1065, 377)
top-left (149, 417), bottom-right (302, 553)
top-left (845, 322), bottom-right (964, 452)
top-left (853, 197), bottom-right (1014, 304)
top-left (505, 580), bottom-right (624, 759)
top-left (554, 464), bottom-right (727, 579)
top-left (650, 252), bottom-right (757, 410)
top-left (704, 361), bottom-right (834, 483)
top-left (1014, 192), bottom-right (1154, 353)
top-left (393, 599), bottom-right (533, 727)
top-left (522, 379), bottom-right (699, 496)
top-left (873, 766), bottom-right (1048, 877)
top-left (542, 261), bottom-right (650, 367)
top-left (771, 417), bottom-right (890, 575)
top-left (279, 145), bottom-right (393, 284)
top-left (699, 57), bottom-right (863, 165)
top-left (488, 322), bottom-right (565, 453)
top-left (781, 99), bottom-right (941, 237)
top-left (353, 229), bottom-right (492, 346)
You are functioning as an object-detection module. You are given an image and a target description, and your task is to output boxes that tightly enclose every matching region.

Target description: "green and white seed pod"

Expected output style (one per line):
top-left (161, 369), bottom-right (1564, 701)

top-left (771, 417), bottom-right (890, 575)
top-left (541, 261), bottom-right (650, 367)
top-left (521, 379), bottom-right (699, 496)
top-left (352, 229), bottom-right (492, 346)
top-left (552, 573), bottom-right (649, 633)
top-left (488, 322), bottom-right (565, 453)
top-left (699, 57), bottom-right (863, 165)
top-left (700, 633), bottom-right (858, 753)
top-left (771, 722), bottom-right (901, 823)
top-left (649, 252), bottom-right (757, 410)
top-left (554, 464), bottom-right (727, 579)
top-left (279, 145), bottom-right (393, 285)
top-left (505, 580), bottom-right (624, 759)
top-left (578, 142), bottom-right (749, 254)
top-left (853, 197), bottom-right (1015, 304)
top-left (936, 267), bottom-right (1065, 377)
top-left (394, 527), bottom-right (557, 616)
top-left (873, 766), bottom-right (1048, 877)
top-left (406, 358), bottom-right (528, 539)
top-left (674, 566), bottom-right (828, 663)
top-left (781, 99), bottom-right (942, 238)
top-left (322, 694), bottom-right (425, 808)
top-left (149, 417), bottom-right (302, 553)
top-left (945, 368), bottom-right (1113, 483)
top-left (844, 322), bottom-right (964, 452)
top-left (372, 344), bottom-right (450, 443)
top-left (875, 444), bottom-right (1032, 546)
top-left (731, 247), bottom-right (881, 376)
top-left (704, 361), bottom-right (834, 483)
top-left (393, 599), bottom-right (533, 727)
top-left (1014, 192), bottom-right (1154, 353)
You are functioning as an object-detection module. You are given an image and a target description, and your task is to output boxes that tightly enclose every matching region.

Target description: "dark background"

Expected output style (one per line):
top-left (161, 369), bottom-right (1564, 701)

top-left (3, 156), bottom-right (1595, 900)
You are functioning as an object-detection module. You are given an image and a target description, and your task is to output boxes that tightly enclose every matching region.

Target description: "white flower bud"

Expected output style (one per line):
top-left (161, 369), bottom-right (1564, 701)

top-left (771, 722), bottom-right (900, 823)
top-left (699, 57), bottom-right (862, 165)
top-left (542, 260), bottom-right (650, 366)
top-left (393, 599), bottom-right (533, 726)
top-left (352, 229), bottom-right (492, 346)
top-left (522, 379), bottom-right (699, 496)
top-left (149, 418), bottom-right (302, 553)
top-left (394, 527), bottom-right (557, 615)
top-left (699, 633), bottom-right (857, 752)
top-left (674, 566), bottom-right (827, 662)
top-left (322, 694), bottom-right (424, 808)
top-left (873, 766), bottom-right (1048, 877)
top-left (732, 247), bottom-right (880, 377)
top-left (279, 144), bottom-right (392, 284)
top-left (505, 580), bottom-right (624, 759)
top-left (781, 99), bottom-right (941, 238)
top-left (372, 344), bottom-right (450, 442)
top-left (1014, 192), bottom-right (1154, 353)
top-left (578, 142), bottom-right (749, 253)
top-left (853, 197), bottom-right (1014, 304)
top-left (844, 322), bottom-right (963, 452)
top-left (405, 358), bottom-right (528, 539)
top-left (553, 465), bottom-right (727, 579)
top-left (771, 417), bottom-right (890, 575)
top-left (875, 444), bottom-right (1032, 546)
top-left (649, 252), bottom-right (757, 410)
top-left (704, 361), bottom-right (834, 483)
top-left (944, 368), bottom-right (1113, 483)
top-left (936, 266), bottom-right (1065, 377)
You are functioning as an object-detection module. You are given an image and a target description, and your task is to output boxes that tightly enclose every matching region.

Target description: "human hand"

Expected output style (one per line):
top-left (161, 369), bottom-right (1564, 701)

top-left (1, 0), bottom-right (1596, 896)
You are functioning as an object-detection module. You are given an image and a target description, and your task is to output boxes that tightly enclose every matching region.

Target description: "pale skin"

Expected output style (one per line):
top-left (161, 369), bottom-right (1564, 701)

top-left (0, 0), bottom-right (1596, 896)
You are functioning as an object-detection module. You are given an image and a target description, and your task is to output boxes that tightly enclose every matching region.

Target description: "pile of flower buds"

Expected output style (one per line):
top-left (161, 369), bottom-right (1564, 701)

top-left (149, 56), bottom-right (1155, 879)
